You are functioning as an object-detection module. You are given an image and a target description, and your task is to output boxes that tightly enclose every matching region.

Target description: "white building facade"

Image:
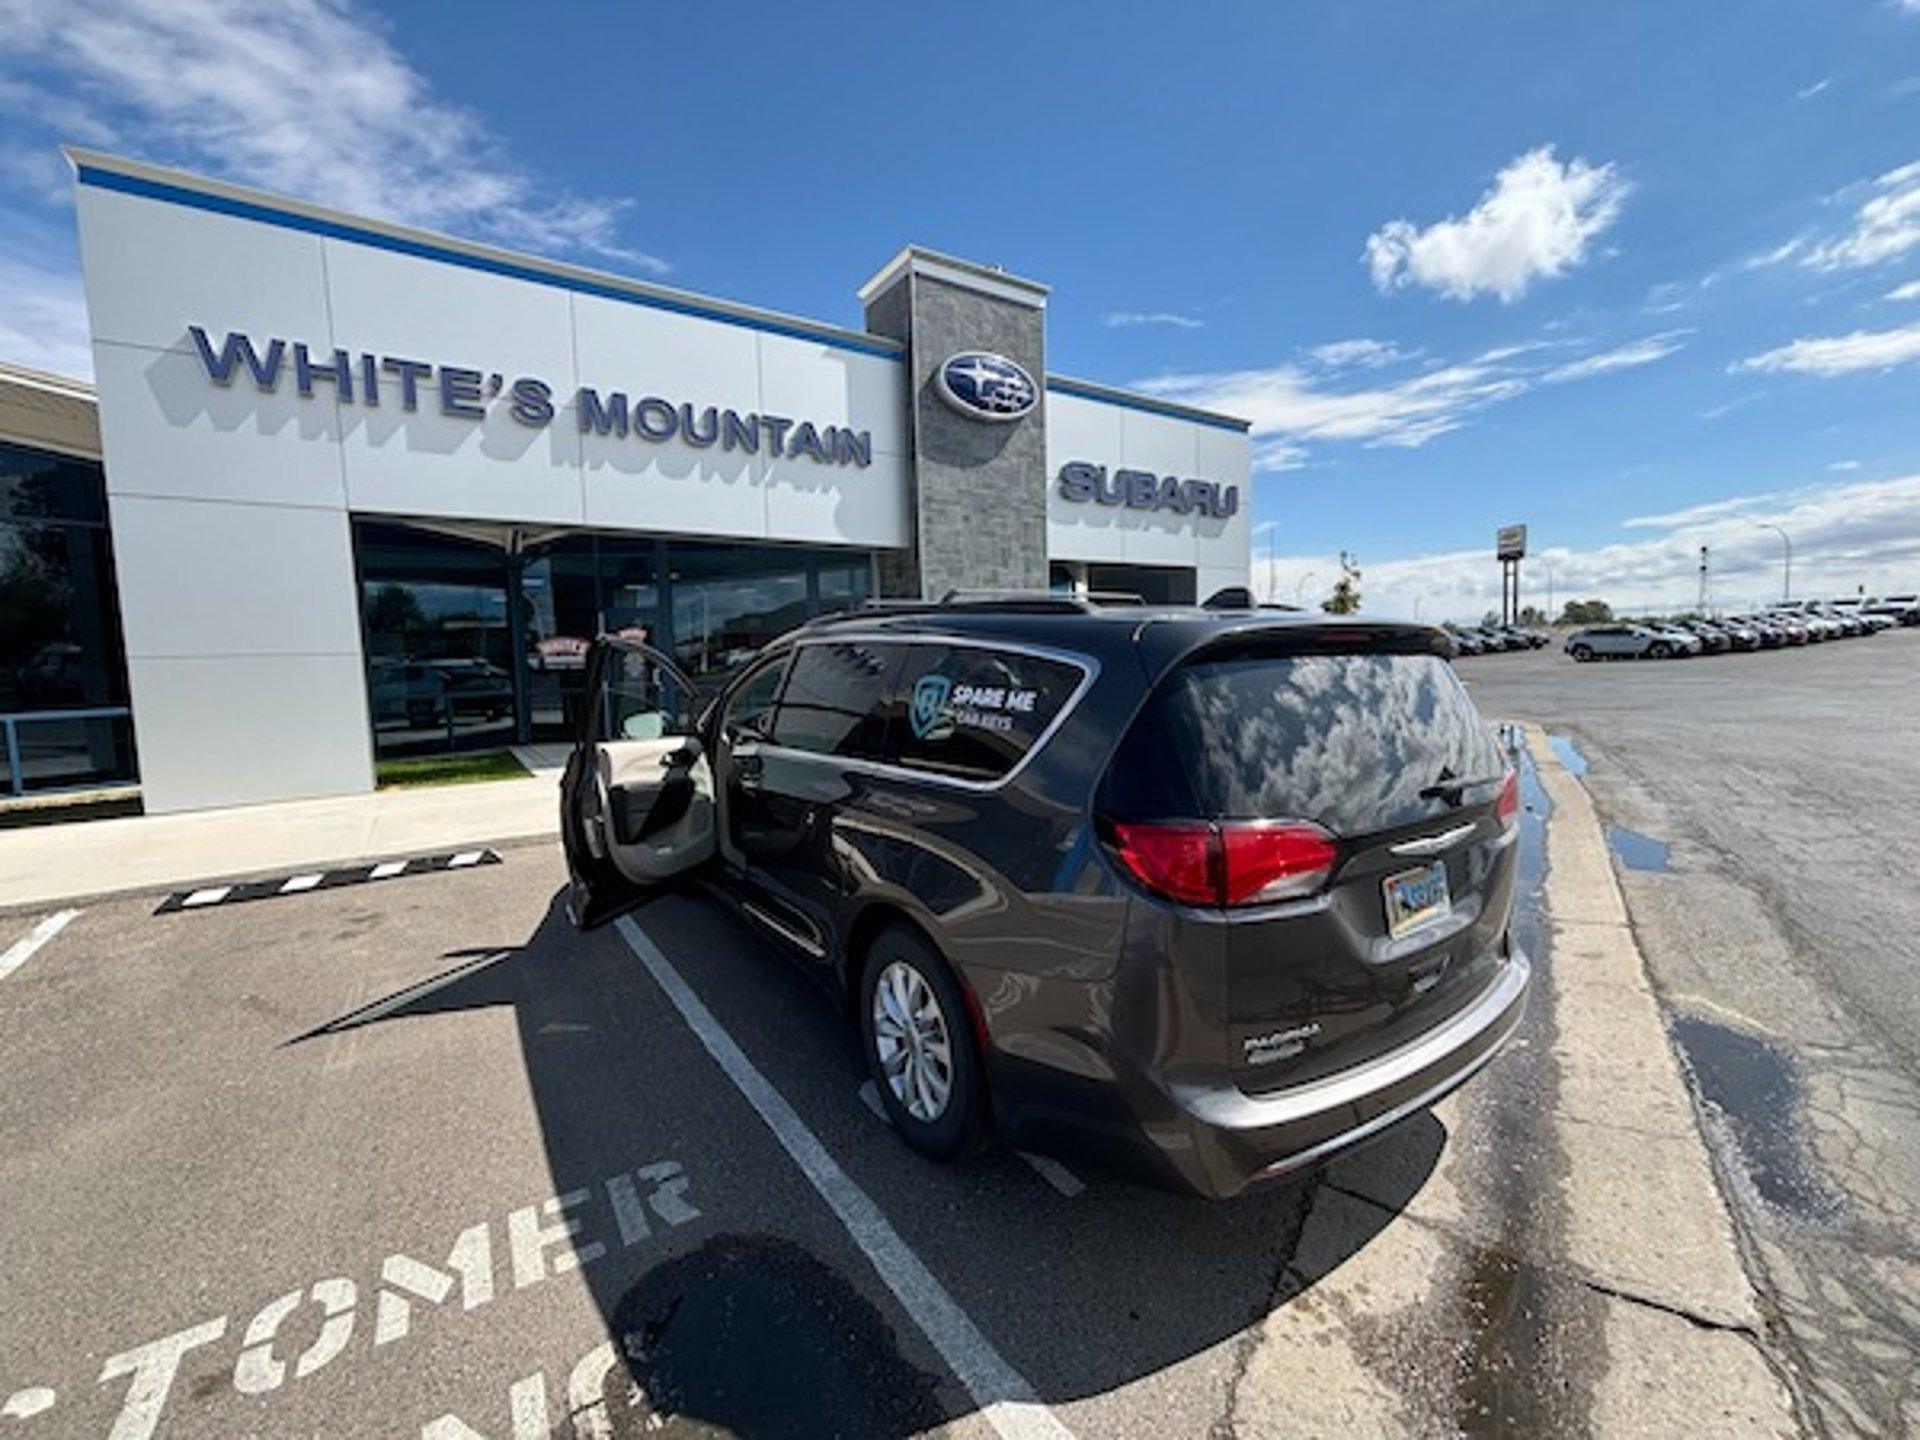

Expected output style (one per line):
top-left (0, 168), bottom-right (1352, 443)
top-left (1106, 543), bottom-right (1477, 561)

top-left (66, 150), bottom-right (1250, 813)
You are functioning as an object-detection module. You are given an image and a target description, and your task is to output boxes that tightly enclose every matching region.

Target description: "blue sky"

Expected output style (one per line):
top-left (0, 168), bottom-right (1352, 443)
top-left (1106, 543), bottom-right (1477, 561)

top-left (4, 0), bottom-right (1920, 618)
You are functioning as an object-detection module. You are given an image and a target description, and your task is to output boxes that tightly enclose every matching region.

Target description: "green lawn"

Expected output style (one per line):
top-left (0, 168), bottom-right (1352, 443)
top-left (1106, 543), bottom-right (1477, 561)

top-left (375, 749), bottom-right (531, 789)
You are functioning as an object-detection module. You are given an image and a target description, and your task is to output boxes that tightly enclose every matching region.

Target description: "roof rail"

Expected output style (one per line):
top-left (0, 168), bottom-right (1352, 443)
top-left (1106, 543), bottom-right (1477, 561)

top-left (937, 588), bottom-right (1148, 610)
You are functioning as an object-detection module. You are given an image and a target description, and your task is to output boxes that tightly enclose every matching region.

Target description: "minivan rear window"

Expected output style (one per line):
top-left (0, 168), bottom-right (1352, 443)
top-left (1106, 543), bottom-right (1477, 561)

top-left (1106, 652), bottom-right (1504, 836)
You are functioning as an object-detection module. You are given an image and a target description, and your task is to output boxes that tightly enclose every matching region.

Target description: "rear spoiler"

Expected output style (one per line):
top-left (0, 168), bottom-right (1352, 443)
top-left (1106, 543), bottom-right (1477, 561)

top-left (1133, 616), bottom-right (1454, 685)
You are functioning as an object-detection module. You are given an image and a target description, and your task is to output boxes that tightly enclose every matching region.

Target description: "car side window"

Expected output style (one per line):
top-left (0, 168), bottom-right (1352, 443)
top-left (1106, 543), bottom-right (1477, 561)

top-left (769, 641), bottom-right (904, 760)
top-left (599, 647), bottom-right (697, 743)
top-left (722, 657), bottom-right (789, 743)
top-left (889, 643), bottom-right (1086, 782)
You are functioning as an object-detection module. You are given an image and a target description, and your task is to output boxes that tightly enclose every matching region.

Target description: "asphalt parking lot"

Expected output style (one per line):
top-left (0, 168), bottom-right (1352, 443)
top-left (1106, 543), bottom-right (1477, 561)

top-left (0, 666), bottom-right (1820, 1438)
top-left (1459, 628), bottom-right (1920, 1437)
top-left (0, 844), bottom-right (1428, 1439)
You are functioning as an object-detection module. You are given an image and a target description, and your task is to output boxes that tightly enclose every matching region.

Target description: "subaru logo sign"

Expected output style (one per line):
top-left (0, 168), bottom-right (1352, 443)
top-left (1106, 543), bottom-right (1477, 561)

top-left (935, 352), bottom-right (1037, 423)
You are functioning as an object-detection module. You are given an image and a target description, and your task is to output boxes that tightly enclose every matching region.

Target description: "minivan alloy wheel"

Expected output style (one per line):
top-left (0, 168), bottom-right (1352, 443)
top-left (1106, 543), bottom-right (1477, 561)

top-left (872, 960), bottom-right (954, 1122)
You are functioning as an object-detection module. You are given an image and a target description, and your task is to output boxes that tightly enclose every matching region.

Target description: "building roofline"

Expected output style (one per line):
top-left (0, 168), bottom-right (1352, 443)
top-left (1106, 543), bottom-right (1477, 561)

top-left (0, 360), bottom-right (96, 401)
top-left (1044, 372), bottom-right (1250, 433)
top-left (857, 246), bottom-right (1049, 309)
top-left (64, 148), bottom-right (908, 361)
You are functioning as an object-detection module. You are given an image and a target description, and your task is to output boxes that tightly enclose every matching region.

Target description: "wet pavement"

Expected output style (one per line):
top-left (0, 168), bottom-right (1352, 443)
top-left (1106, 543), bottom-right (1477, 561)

top-left (1461, 634), bottom-right (1920, 1437)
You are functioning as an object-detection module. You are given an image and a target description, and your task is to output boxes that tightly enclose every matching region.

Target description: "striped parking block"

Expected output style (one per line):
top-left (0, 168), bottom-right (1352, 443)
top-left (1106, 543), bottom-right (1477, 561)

top-left (153, 849), bottom-right (502, 915)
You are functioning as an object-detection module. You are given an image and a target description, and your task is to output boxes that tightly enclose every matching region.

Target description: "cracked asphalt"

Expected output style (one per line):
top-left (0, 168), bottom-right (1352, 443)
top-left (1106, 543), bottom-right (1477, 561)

top-left (1461, 630), bottom-right (1920, 1438)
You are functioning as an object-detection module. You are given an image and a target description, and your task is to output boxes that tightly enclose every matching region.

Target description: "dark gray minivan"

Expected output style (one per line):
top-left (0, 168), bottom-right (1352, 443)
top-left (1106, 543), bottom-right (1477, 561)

top-left (561, 598), bottom-right (1530, 1198)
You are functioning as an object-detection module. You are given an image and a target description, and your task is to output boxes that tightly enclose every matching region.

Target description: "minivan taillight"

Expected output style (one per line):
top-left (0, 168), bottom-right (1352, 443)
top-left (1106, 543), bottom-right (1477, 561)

top-left (1111, 820), bottom-right (1338, 908)
top-left (1495, 769), bottom-right (1520, 829)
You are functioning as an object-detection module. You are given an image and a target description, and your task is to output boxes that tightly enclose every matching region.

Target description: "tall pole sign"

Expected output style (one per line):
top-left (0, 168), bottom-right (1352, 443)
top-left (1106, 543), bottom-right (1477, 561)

top-left (1496, 524), bottom-right (1527, 625)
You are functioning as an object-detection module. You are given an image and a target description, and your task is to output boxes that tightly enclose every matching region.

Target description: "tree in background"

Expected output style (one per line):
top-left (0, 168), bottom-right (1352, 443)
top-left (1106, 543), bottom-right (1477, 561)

top-left (1560, 598), bottom-right (1613, 624)
top-left (1322, 551), bottom-right (1362, 614)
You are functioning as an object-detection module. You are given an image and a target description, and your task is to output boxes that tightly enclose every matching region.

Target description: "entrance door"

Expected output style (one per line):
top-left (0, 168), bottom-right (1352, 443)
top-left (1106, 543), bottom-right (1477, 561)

top-left (560, 638), bottom-right (716, 928)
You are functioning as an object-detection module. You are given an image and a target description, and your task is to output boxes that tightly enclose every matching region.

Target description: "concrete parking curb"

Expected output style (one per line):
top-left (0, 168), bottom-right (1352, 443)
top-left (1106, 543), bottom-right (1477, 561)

top-left (0, 774), bottom-right (561, 916)
top-left (1225, 726), bottom-right (1797, 1436)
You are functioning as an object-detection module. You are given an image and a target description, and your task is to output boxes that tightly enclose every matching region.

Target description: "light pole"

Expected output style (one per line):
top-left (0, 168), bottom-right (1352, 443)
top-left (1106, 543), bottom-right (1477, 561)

top-left (1757, 524), bottom-right (1791, 602)
top-left (1541, 563), bottom-right (1556, 623)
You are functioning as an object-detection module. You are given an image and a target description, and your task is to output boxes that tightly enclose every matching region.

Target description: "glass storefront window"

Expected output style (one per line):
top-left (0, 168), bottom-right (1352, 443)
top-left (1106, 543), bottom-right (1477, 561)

top-left (668, 540), bottom-right (811, 682)
top-left (354, 520), bottom-right (878, 753)
top-left (0, 441), bottom-right (135, 794)
top-left (357, 523), bottom-right (513, 759)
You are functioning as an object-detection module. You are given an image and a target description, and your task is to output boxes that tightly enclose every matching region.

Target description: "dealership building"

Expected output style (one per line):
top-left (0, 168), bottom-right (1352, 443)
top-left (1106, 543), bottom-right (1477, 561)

top-left (0, 150), bottom-right (1250, 814)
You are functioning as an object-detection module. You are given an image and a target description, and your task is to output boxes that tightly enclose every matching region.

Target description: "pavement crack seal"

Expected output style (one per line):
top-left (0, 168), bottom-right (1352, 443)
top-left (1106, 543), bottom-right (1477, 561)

top-left (1212, 1173), bottom-right (1319, 1440)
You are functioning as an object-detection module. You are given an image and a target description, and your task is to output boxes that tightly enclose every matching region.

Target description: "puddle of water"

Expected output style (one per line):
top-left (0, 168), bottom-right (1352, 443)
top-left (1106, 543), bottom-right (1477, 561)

top-left (1544, 734), bottom-right (1588, 777)
top-left (1456, 1247), bottom-right (1565, 1438)
top-left (609, 1232), bottom-right (945, 1438)
top-left (1669, 1016), bottom-right (1844, 1224)
top-left (1511, 744), bottom-right (1550, 966)
top-left (1605, 825), bottom-right (1671, 873)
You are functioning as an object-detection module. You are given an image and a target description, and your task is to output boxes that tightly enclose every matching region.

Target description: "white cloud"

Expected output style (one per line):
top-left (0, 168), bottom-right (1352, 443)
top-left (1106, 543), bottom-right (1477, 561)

top-left (1140, 358), bottom-right (1528, 463)
top-left (1364, 146), bottom-right (1630, 303)
top-left (1621, 495), bottom-right (1773, 530)
top-left (1888, 279), bottom-right (1920, 300)
top-left (0, 250), bottom-right (92, 378)
top-left (1103, 310), bottom-right (1204, 330)
top-left (1831, 459), bottom-right (1862, 471)
top-left (1801, 159), bottom-right (1920, 272)
top-left (1268, 473), bottom-right (1920, 621)
top-left (1795, 78), bottom-right (1833, 101)
top-left (1541, 330), bottom-right (1689, 383)
top-left (0, 0), bottom-right (665, 272)
top-left (1308, 338), bottom-right (1413, 369)
top-left (1143, 331), bottom-right (1682, 472)
top-left (1734, 320), bottom-right (1920, 376)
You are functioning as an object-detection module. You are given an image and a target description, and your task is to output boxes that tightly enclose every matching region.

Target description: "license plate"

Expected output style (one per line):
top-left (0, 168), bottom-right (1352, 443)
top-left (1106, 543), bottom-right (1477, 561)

top-left (1384, 862), bottom-right (1452, 939)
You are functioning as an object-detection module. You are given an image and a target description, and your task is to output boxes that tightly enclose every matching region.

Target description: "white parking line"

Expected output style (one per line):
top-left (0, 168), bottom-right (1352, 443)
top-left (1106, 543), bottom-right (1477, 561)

top-left (181, 887), bottom-right (230, 908)
top-left (615, 916), bottom-right (1073, 1440)
top-left (1015, 1152), bottom-right (1086, 1199)
top-left (0, 909), bottom-right (79, 983)
top-left (279, 874), bottom-right (324, 894)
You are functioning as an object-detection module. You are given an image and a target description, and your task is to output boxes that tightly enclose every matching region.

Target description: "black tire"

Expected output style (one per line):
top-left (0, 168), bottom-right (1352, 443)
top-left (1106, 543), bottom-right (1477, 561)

top-left (1648, 642), bottom-right (1671, 659)
top-left (858, 925), bottom-right (988, 1160)
top-left (1571, 644), bottom-right (1592, 662)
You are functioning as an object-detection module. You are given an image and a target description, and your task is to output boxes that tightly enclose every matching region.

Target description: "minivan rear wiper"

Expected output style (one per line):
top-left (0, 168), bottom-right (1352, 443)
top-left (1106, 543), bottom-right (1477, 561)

top-left (1418, 772), bottom-right (1504, 802)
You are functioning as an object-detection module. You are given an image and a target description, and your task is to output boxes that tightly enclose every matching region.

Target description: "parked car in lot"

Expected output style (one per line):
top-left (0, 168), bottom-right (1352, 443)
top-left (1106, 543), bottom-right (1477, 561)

top-left (1565, 624), bottom-right (1674, 660)
top-left (561, 598), bottom-right (1531, 1198)
top-left (1864, 594), bottom-right (1919, 626)
top-left (1443, 625), bottom-right (1488, 656)
top-left (1673, 620), bottom-right (1731, 654)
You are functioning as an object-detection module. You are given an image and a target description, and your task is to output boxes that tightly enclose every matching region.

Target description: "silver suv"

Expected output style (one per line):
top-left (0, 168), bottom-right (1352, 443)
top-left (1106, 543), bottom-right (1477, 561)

top-left (1564, 624), bottom-right (1677, 661)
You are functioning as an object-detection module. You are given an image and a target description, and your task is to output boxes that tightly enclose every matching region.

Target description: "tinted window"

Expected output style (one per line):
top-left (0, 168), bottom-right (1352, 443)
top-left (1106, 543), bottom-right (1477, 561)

top-left (890, 644), bottom-right (1085, 782)
top-left (722, 657), bottom-right (789, 743)
top-left (1106, 652), bottom-right (1504, 835)
top-left (770, 642), bottom-right (903, 760)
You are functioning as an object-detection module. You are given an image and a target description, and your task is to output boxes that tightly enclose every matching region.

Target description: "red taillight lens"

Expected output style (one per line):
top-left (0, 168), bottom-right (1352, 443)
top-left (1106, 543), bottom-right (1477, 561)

top-left (1111, 822), bottom-right (1218, 906)
top-left (1220, 822), bottom-right (1339, 904)
top-left (1495, 769), bottom-right (1520, 829)
top-left (1110, 820), bottom-right (1338, 907)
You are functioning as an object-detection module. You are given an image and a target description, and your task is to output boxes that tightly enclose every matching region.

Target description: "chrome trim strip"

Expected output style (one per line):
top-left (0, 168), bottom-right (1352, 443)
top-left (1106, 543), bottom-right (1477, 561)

top-left (747, 633), bottom-right (1100, 795)
top-left (1172, 948), bottom-right (1532, 1129)
top-left (1389, 822), bottom-right (1480, 857)
top-left (739, 899), bottom-right (826, 959)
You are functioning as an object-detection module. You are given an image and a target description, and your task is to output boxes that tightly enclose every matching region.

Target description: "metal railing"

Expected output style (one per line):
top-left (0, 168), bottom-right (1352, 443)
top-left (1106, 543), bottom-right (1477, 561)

top-left (0, 706), bottom-right (135, 796)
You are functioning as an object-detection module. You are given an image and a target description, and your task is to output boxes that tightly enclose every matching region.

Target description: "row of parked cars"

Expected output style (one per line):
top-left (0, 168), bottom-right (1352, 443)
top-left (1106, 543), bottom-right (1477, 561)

top-left (1443, 624), bottom-right (1553, 655)
top-left (1563, 595), bottom-right (1919, 660)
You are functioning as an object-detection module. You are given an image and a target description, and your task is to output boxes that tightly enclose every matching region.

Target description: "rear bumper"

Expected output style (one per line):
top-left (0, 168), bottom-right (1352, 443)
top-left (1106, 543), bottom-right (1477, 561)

top-left (1157, 946), bottom-right (1531, 1198)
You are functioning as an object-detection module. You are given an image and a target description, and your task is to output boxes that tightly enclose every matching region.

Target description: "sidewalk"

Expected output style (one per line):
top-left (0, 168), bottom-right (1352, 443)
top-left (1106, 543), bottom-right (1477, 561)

top-left (0, 753), bottom-right (564, 912)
